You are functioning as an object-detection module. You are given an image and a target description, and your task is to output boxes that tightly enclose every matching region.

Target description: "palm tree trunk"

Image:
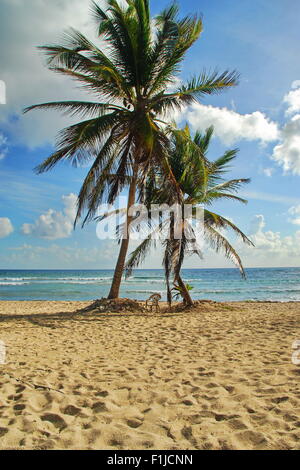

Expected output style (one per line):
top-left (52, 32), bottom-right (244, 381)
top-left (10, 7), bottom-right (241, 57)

top-left (108, 171), bottom-right (137, 299)
top-left (177, 274), bottom-right (193, 306)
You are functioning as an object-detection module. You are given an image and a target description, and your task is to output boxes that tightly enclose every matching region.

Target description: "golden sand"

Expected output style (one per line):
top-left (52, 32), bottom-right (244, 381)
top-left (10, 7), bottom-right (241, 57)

top-left (0, 300), bottom-right (299, 450)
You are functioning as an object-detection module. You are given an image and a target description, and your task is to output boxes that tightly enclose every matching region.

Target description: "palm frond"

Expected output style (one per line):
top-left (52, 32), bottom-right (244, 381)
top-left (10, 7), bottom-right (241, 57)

top-left (201, 192), bottom-right (249, 205)
top-left (148, 13), bottom-right (203, 95)
top-left (49, 67), bottom-right (128, 100)
top-left (24, 101), bottom-right (115, 118)
top-left (193, 125), bottom-right (214, 154)
top-left (79, 134), bottom-right (134, 226)
top-left (202, 210), bottom-right (254, 246)
top-left (175, 69), bottom-right (239, 101)
top-left (35, 113), bottom-right (120, 173)
top-left (125, 236), bottom-right (154, 278)
top-left (207, 178), bottom-right (251, 194)
top-left (75, 130), bottom-right (120, 226)
top-left (204, 224), bottom-right (246, 277)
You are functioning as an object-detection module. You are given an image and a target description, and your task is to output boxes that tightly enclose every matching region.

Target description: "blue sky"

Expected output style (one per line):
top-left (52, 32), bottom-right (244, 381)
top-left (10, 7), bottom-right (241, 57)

top-left (0, 0), bottom-right (300, 269)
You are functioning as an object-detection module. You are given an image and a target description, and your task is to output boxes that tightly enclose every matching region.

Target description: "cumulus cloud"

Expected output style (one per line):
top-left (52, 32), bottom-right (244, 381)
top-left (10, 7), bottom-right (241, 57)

top-left (272, 114), bottom-right (300, 175)
top-left (283, 88), bottom-right (300, 116)
top-left (248, 214), bottom-right (265, 235)
top-left (292, 80), bottom-right (300, 89)
top-left (238, 214), bottom-right (300, 265)
top-left (283, 81), bottom-right (300, 115)
top-left (0, 0), bottom-right (103, 148)
top-left (268, 81), bottom-right (300, 175)
top-left (22, 193), bottom-right (77, 239)
top-left (1, 241), bottom-right (117, 269)
top-left (181, 103), bottom-right (279, 145)
top-left (176, 80), bottom-right (300, 177)
top-left (0, 217), bottom-right (14, 238)
top-left (288, 205), bottom-right (300, 225)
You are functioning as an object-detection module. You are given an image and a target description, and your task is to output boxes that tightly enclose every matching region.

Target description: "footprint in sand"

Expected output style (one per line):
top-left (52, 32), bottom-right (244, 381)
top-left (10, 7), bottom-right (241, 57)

top-left (41, 413), bottom-right (67, 431)
top-left (91, 401), bottom-right (108, 413)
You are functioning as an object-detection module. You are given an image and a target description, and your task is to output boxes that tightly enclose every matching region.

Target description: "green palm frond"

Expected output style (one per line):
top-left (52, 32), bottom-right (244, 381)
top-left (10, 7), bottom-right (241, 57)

top-left (212, 149), bottom-right (239, 170)
top-left (205, 178), bottom-right (251, 196)
top-left (24, 101), bottom-right (115, 118)
top-left (148, 13), bottom-right (203, 95)
top-left (75, 131), bottom-right (120, 226)
top-left (176, 69), bottom-right (239, 100)
top-left (125, 236), bottom-right (154, 278)
top-left (201, 192), bottom-right (249, 205)
top-left (193, 125), bottom-right (214, 152)
top-left (79, 135), bottom-right (134, 226)
top-left (34, 113), bottom-right (120, 173)
top-left (204, 224), bottom-right (246, 277)
top-left (202, 210), bottom-right (254, 246)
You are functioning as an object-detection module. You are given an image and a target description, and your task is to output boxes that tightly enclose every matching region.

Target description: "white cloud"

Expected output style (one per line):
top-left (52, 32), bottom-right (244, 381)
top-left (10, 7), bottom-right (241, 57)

top-left (181, 103), bottom-right (279, 145)
top-left (0, 0), bottom-right (103, 148)
top-left (272, 114), bottom-right (300, 175)
top-left (262, 167), bottom-right (275, 177)
top-left (248, 214), bottom-right (265, 235)
top-left (283, 87), bottom-right (300, 115)
top-left (238, 214), bottom-right (300, 265)
top-left (0, 241), bottom-right (117, 269)
top-left (288, 205), bottom-right (300, 225)
top-left (180, 213), bottom-right (300, 268)
top-left (176, 81), bottom-right (300, 178)
top-left (0, 218), bottom-right (14, 238)
top-left (22, 193), bottom-right (77, 239)
top-left (292, 80), bottom-right (300, 89)
top-left (270, 81), bottom-right (300, 175)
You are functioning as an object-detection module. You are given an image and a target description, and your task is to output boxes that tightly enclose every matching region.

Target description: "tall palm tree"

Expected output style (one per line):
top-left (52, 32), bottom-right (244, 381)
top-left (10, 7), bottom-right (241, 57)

top-left (125, 125), bottom-right (254, 305)
top-left (24, 0), bottom-right (239, 299)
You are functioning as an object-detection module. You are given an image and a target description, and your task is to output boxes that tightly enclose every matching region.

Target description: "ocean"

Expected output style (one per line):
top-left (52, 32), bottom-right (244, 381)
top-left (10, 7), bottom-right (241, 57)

top-left (0, 267), bottom-right (300, 302)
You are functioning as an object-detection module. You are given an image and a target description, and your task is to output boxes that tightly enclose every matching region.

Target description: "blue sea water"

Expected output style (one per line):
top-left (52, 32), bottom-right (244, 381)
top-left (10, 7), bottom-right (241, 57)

top-left (0, 267), bottom-right (300, 302)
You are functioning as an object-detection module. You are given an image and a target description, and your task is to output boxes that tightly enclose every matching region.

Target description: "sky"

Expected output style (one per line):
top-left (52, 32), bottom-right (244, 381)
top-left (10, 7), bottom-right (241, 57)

top-left (0, 0), bottom-right (300, 270)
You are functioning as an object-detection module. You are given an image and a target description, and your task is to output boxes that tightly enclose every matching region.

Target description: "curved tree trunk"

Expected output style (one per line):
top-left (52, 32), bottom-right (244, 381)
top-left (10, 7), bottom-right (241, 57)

top-left (108, 171), bottom-right (137, 299)
top-left (177, 274), bottom-right (193, 306)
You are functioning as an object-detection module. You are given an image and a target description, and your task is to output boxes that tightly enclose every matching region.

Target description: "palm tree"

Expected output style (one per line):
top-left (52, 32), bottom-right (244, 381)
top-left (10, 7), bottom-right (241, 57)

top-left (125, 125), bottom-right (254, 305)
top-left (24, 0), bottom-right (239, 299)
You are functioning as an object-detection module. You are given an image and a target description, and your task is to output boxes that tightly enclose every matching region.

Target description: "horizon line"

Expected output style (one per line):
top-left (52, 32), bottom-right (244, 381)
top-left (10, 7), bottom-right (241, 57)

top-left (0, 267), bottom-right (299, 271)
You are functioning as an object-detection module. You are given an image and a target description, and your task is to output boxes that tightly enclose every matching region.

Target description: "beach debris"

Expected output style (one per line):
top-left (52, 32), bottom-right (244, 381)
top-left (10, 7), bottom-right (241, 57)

top-left (82, 298), bottom-right (148, 314)
top-left (78, 298), bottom-right (221, 315)
top-left (4, 372), bottom-right (65, 394)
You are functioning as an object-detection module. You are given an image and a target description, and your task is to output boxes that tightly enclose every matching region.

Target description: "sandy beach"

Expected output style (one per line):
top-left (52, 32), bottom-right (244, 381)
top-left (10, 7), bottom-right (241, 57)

top-left (0, 300), bottom-right (299, 450)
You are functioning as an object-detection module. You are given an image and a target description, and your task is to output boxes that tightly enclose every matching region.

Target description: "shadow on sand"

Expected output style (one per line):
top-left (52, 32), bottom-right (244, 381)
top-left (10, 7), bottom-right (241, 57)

top-left (0, 303), bottom-right (181, 328)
